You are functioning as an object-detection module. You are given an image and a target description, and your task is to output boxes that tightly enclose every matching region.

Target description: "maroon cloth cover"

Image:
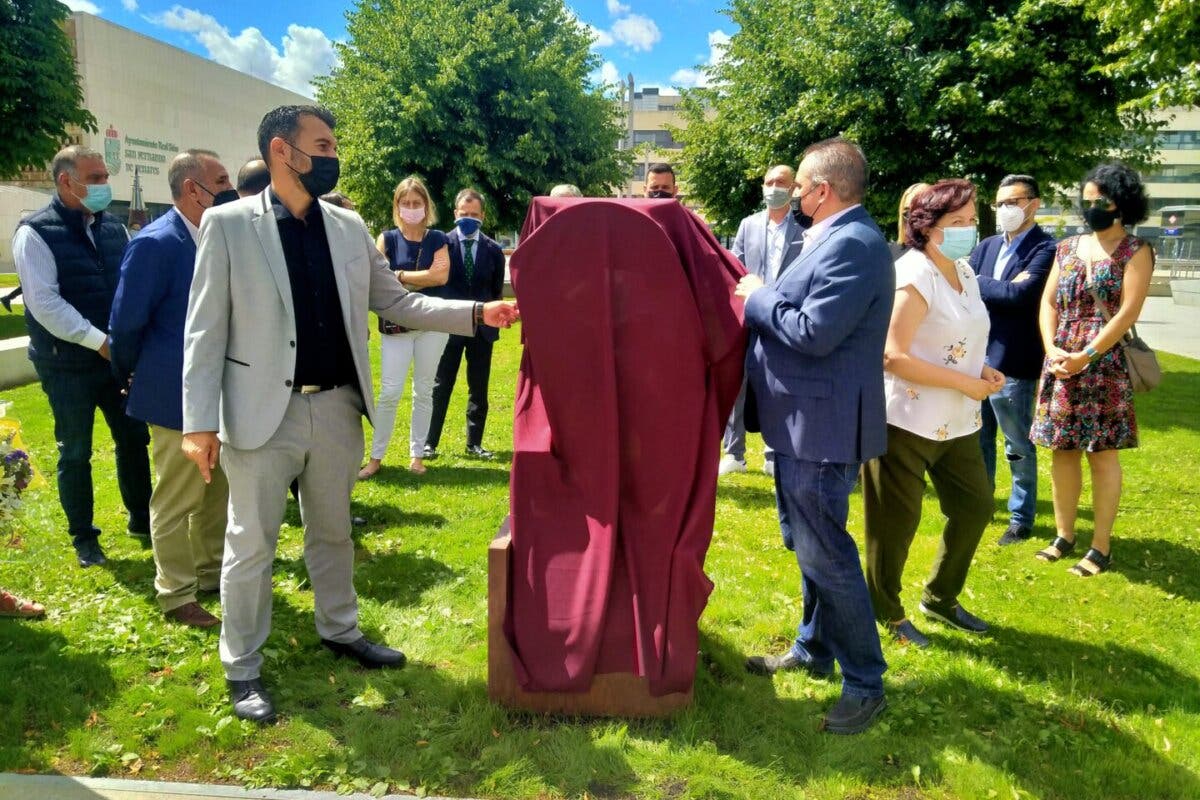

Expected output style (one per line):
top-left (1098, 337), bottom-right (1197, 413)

top-left (505, 198), bottom-right (747, 695)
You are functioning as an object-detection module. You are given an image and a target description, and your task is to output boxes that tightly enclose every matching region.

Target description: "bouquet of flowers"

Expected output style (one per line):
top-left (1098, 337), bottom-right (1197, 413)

top-left (0, 413), bottom-right (36, 540)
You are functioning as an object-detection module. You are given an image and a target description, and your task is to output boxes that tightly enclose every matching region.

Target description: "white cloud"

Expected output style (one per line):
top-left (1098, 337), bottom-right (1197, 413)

top-left (605, 0), bottom-right (630, 15)
top-left (600, 61), bottom-right (620, 85)
top-left (611, 14), bottom-right (660, 52)
top-left (151, 6), bottom-right (337, 98)
top-left (670, 29), bottom-right (731, 88)
top-left (121, 0), bottom-right (138, 10)
top-left (62, 0), bottom-right (101, 13)
top-left (587, 24), bottom-right (614, 48)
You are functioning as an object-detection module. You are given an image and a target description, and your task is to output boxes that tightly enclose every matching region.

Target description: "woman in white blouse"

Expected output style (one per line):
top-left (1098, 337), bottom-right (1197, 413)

top-left (863, 179), bottom-right (1003, 649)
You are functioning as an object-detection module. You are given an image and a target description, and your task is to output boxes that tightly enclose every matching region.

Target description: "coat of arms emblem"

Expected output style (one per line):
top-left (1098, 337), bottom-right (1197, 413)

top-left (104, 124), bottom-right (121, 174)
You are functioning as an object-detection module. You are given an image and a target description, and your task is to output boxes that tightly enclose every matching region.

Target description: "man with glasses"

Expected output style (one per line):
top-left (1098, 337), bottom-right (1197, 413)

top-left (968, 175), bottom-right (1056, 545)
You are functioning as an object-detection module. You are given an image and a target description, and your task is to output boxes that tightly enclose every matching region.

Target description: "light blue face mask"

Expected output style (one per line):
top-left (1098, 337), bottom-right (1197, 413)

top-left (934, 224), bottom-right (977, 261)
top-left (74, 181), bottom-right (113, 214)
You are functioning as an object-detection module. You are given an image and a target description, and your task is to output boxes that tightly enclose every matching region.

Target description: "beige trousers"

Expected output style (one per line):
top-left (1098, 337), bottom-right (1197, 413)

top-left (149, 425), bottom-right (228, 612)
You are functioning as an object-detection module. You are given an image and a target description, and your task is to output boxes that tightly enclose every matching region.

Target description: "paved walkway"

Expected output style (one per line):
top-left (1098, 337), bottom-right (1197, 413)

top-left (1136, 296), bottom-right (1200, 359)
top-left (0, 774), bottom-right (464, 800)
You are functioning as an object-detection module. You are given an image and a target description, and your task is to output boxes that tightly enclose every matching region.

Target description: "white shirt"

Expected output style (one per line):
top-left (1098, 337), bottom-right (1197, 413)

top-left (885, 248), bottom-right (990, 441)
top-left (10, 212), bottom-right (126, 352)
top-left (766, 216), bottom-right (787, 279)
top-left (802, 204), bottom-right (861, 247)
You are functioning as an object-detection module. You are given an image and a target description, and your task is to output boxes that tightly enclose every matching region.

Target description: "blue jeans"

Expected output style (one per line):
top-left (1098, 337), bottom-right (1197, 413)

top-left (979, 377), bottom-right (1037, 528)
top-left (774, 454), bottom-right (886, 699)
top-left (35, 361), bottom-right (152, 549)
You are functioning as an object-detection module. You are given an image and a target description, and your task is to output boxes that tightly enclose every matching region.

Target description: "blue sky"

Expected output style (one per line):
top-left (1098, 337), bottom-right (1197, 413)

top-left (61, 0), bottom-right (733, 98)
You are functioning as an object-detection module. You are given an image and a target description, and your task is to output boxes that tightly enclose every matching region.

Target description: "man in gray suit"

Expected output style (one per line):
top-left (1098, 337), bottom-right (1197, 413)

top-left (181, 105), bottom-right (518, 724)
top-left (722, 164), bottom-right (804, 477)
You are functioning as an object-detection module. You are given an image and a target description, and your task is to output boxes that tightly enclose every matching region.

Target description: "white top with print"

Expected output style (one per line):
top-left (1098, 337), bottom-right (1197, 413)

top-left (885, 248), bottom-right (991, 441)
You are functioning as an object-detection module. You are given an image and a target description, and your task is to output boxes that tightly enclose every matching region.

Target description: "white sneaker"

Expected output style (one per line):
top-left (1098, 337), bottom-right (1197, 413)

top-left (763, 457), bottom-right (775, 478)
top-left (718, 454), bottom-right (747, 475)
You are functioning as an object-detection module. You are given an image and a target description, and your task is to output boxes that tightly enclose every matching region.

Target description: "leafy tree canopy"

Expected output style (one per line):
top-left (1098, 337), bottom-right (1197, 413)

top-left (677, 0), bottom-right (1189, 236)
top-left (318, 0), bottom-right (628, 233)
top-left (0, 0), bottom-right (97, 179)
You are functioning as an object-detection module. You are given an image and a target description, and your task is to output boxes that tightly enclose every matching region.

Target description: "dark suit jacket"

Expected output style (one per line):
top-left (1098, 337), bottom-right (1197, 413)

top-left (743, 206), bottom-right (895, 464)
top-left (968, 225), bottom-right (1056, 379)
top-left (429, 228), bottom-right (505, 342)
top-left (109, 207), bottom-right (196, 430)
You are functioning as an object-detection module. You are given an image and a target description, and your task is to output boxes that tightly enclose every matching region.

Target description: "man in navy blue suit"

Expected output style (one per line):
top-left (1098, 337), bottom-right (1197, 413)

top-left (968, 175), bottom-right (1055, 545)
top-left (425, 188), bottom-right (507, 459)
top-left (736, 138), bottom-right (893, 735)
top-left (109, 149), bottom-right (237, 628)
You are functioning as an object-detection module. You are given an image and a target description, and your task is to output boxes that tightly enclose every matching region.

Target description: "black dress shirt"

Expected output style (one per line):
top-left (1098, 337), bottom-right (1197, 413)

top-left (270, 191), bottom-right (357, 389)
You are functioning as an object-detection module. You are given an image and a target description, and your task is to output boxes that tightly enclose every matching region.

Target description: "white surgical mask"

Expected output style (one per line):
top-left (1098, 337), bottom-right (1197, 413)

top-left (762, 185), bottom-right (792, 210)
top-left (996, 203), bottom-right (1028, 234)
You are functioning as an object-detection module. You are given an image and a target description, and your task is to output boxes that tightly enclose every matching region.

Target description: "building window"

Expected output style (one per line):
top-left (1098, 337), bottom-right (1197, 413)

top-left (1157, 131), bottom-right (1200, 150)
top-left (632, 129), bottom-right (680, 149)
top-left (1144, 165), bottom-right (1200, 183)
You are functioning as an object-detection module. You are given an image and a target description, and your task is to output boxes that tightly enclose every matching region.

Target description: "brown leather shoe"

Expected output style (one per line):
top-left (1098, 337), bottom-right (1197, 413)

top-left (165, 602), bottom-right (221, 629)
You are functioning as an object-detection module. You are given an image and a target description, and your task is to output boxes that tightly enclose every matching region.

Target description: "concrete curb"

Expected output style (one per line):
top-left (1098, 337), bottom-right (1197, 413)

top-left (0, 336), bottom-right (36, 391)
top-left (0, 774), bottom-right (469, 800)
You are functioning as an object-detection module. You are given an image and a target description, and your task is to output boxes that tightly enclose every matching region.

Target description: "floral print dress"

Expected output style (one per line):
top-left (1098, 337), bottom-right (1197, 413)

top-left (1031, 235), bottom-right (1141, 451)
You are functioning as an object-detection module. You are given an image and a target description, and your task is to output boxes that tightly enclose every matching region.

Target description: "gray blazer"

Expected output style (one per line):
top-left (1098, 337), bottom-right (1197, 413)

top-left (183, 189), bottom-right (475, 450)
top-left (731, 208), bottom-right (805, 282)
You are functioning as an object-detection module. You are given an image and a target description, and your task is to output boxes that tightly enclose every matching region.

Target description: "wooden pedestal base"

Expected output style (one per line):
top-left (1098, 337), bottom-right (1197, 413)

top-left (488, 519), bottom-right (692, 717)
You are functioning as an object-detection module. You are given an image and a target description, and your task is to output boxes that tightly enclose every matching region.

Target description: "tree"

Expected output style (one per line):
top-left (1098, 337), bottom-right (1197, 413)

top-left (0, 0), bottom-right (97, 179)
top-left (676, 0), bottom-right (1173, 237)
top-left (317, 0), bottom-right (628, 233)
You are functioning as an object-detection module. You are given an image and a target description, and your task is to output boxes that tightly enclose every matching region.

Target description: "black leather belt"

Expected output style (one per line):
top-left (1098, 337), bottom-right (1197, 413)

top-left (293, 383), bottom-right (348, 394)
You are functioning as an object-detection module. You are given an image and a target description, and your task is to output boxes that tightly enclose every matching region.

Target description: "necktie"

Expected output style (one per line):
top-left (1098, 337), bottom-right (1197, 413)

top-left (464, 239), bottom-right (475, 284)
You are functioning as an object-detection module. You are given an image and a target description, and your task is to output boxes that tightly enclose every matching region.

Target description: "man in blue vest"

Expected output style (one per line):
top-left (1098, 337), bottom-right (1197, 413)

top-left (109, 149), bottom-right (236, 627)
top-left (11, 145), bottom-right (152, 567)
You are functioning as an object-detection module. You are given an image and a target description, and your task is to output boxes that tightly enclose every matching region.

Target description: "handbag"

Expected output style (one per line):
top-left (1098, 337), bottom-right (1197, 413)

top-left (379, 237), bottom-right (422, 335)
top-left (1084, 258), bottom-right (1161, 393)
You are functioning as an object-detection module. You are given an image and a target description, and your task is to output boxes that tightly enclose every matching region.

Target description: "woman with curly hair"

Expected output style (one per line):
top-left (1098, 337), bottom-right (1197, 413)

top-left (863, 179), bottom-right (1003, 648)
top-left (1031, 163), bottom-right (1154, 577)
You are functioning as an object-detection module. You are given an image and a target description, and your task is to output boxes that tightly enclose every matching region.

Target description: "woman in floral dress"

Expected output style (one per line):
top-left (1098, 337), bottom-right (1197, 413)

top-left (863, 179), bottom-right (1004, 649)
top-left (1031, 163), bottom-right (1154, 576)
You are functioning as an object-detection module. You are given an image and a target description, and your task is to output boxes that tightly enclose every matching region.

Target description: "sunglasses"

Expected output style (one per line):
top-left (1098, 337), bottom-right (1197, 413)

top-left (1081, 197), bottom-right (1113, 210)
top-left (991, 196), bottom-right (1033, 210)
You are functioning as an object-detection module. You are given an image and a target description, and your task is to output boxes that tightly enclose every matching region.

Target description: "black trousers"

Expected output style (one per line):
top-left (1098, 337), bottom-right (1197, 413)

top-left (427, 334), bottom-right (493, 449)
top-left (34, 360), bottom-right (152, 548)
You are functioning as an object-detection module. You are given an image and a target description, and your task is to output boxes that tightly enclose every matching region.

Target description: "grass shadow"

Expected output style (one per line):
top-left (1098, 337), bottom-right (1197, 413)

top-left (376, 465), bottom-right (510, 490)
top-left (0, 625), bottom-right (117, 771)
top-left (1113, 535), bottom-right (1200, 603)
top-left (1137, 365), bottom-right (1200, 433)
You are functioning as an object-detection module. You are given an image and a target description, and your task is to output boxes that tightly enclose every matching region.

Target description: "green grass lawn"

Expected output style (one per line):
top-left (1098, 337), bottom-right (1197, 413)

top-left (0, 304), bottom-right (28, 341)
top-left (1, 334), bottom-right (1198, 799)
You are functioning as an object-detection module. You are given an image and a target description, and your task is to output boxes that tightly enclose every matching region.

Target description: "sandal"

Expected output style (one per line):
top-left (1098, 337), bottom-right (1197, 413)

top-left (0, 589), bottom-right (45, 619)
top-left (1035, 535), bottom-right (1075, 562)
top-left (356, 460), bottom-right (382, 480)
top-left (1068, 547), bottom-right (1111, 577)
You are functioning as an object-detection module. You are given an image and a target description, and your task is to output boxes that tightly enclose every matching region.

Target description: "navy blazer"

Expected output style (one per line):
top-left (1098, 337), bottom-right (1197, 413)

top-left (968, 225), bottom-right (1056, 379)
top-left (109, 208), bottom-right (196, 430)
top-left (743, 206), bottom-right (895, 464)
top-left (428, 228), bottom-right (506, 342)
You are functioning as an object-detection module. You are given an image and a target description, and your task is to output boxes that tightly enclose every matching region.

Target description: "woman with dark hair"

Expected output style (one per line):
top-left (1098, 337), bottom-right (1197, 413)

top-left (1031, 163), bottom-right (1154, 576)
top-left (863, 179), bottom-right (1002, 648)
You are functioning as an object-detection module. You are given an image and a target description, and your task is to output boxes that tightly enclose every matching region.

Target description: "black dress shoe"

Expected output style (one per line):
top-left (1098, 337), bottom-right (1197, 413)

top-left (919, 601), bottom-right (989, 633)
top-left (997, 523), bottom-right (1033, 546)
top-left (464, 444), bottom-right (494, 459)
top-left (421, 445), bottom-right (439, 460)
top-left (76, 541), bottom-right (107, 568)
top-left (823, 693), bottom-right (887, 735)
top-left (745, 651), bottom-right (834, 678)
top-left (321, 636), bottom-right (406, 669)
top-left (228, 678), bottom-right (276, 723)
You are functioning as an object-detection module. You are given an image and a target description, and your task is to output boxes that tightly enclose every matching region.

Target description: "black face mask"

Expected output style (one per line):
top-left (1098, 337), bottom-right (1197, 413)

top-left (646, 190), bottom-right (674, 199)
top-left (792, 184), bottom-right (824, 229)
top-left (1083, 205), bottom-right (1119, 232)
top-left (196, 182), bottom-right (239, 207)
top-left (287, 144), bottom-right (340, 198)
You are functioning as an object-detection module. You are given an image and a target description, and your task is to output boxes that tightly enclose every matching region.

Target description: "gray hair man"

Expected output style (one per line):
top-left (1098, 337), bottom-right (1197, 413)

top-left (11, 145), bottom-right (152, 567)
